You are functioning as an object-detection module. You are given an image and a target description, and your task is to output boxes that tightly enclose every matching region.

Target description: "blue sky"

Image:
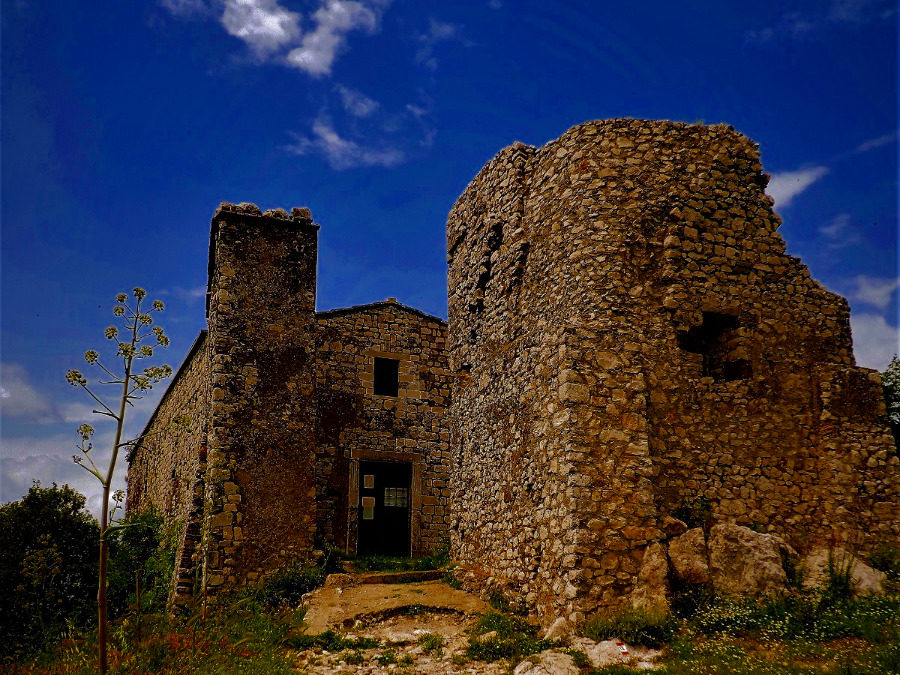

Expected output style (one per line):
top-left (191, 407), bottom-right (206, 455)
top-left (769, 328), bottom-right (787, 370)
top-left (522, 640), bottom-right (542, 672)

top-left (2, 0), bottom-right (898, 514)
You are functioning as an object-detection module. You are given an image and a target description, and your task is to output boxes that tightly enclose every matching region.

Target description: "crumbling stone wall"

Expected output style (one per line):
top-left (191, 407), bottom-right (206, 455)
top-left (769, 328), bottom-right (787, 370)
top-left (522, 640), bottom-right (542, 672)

top-left (126, 331), bottom-right (209, 520)
top-left (314, 301), bottom-right (451, 556)
top-left (447, 119), bottom-right (900, 625)
top-left (204, 203), bottom-right (320, 594)
top-left (126, 331), bottom-right (209, 603)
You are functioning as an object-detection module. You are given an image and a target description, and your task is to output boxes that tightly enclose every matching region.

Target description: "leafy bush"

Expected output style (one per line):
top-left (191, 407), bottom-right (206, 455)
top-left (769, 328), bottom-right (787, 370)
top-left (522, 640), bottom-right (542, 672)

top-left (107, 509), bottom-right (177, 617)
top-left (252, 562), bottom-right (326, 609)
top-left (870, 544), bottom-right (900, 582)
top-left (286, 630), bottom-right (379, 651)
top-left (0, 482), bottom-right (99, 661)
top-left (582, 608), bottom-right (677, 648)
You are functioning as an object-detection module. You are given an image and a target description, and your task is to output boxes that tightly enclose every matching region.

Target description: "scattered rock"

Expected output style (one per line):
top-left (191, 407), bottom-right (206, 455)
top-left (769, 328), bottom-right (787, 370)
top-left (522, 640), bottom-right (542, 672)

top-left (801, 547), bottom-right (885, 596)
top-left (708, 523), bottom-right (787, 597)
top-left (324, 573), bottom-right (357, 588)
top-left (668, 528), bottom-right (710, 585)
top-left (570, 637), bottom-right (661, 670)
top-left (542, 617), bottom-right (572, 641)
top-left (630, 542), bottom-right (669, 613)
top-left (513, 650), bottom-right (579, 675)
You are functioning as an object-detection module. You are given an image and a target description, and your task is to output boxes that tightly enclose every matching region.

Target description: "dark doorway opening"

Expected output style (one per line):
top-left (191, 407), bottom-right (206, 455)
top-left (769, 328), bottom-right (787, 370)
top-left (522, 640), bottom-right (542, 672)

top-left (357, 460), bottom-right (412, 556)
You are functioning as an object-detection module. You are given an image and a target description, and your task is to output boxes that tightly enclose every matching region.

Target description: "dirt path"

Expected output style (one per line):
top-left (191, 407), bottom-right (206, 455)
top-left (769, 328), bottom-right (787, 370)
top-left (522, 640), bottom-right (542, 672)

top-left (302, 576), bottom-right (490, 634)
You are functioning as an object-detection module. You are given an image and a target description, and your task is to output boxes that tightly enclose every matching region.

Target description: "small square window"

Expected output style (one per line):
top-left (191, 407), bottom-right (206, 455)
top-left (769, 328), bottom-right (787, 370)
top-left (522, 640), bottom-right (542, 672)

top-left (363, 474), bottom-right (375, 489)
top-left (373, 357), bottom-right (400, 396)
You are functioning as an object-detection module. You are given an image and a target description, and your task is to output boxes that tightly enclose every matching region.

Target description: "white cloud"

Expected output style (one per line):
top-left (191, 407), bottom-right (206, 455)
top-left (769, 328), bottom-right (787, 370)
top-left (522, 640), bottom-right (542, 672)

top-left (488, 0), bottom-right (503, 8)
top-left (0, 364), bottom-right (59, 422)
top-left (334, 84), bottom-right (380, 117)
top-left (747, 0), bottom-right (895, 43)
top-left (160, 0), bottom-right (211, 18)
top-left (766, 166), bottom-right (829, 208)
top-left (847, 276), bottom-right (900, 310)
top-left (286, 118), bottom-right (404, 169)
top-left (856, 131), bottom-right (898, 153)
top-left (221, 0), bottom-right (301, 57)
top-left (818, 212), bottom-right (863, 249)
top-left (285, 1), bottom-right (379, 77)
top-left (850, 313), bottom-right (900, 371)
top-left (415, 18), bottom-right (462, 70)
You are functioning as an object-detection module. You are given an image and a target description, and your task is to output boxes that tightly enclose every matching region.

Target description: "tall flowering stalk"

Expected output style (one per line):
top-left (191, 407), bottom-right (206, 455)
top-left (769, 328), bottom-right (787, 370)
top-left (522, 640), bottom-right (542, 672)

top-left (66, 287), bottom-right (171, 674)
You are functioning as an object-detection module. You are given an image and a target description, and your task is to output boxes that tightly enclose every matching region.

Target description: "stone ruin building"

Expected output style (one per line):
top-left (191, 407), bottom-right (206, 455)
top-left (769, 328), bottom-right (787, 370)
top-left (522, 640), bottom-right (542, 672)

top-left (127, 118), bottom-right (899, 620)
top-left (126, 203), bottom-right (452, 603)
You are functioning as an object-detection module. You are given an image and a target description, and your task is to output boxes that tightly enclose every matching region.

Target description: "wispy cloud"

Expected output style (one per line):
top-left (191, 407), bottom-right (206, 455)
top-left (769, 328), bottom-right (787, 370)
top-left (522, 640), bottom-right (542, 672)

top-left (415, 18), bottom-right (463, 70)
top-left (221, 0), bottom-right (301, 57)
top-left (487, 0), bottom-right (503, 8)
top-left (286, 118), bottom-right (405, 169)
top-left (819, 212), bottom-right (863, 249)
top-left (850, 312), bottom-right (900, 371)
top-left (747, 0), bottom-right (895, 43)
top-left (159, 0), bottom-right (212, 19)
top-left (0, 363), bottom-right (59, 422)
top-left (285, 1), bottom-right (381, 77)
top-left (766, 166), bottom-right (828, 208)
top-left (856, 131), bottom-right (898, 153)
top-left (334, 84), bottom-right (380, 117)
top-left (846, 275), bottom-right (900, 310)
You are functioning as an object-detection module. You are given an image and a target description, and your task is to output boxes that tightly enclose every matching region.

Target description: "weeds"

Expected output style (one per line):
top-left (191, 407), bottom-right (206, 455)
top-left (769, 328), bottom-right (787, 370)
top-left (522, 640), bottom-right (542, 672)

top-left (466, 611), bottom-right (554, 662)
top-left (418, 632), bottom-right (444, 656)
top-left (582, 608), bottom-right (677, 648)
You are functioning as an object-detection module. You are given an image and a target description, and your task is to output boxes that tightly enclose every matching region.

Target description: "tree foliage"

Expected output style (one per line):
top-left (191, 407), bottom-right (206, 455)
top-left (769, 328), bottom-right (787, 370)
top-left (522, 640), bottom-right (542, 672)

top-left (0, 483), bottom-right (99, 661)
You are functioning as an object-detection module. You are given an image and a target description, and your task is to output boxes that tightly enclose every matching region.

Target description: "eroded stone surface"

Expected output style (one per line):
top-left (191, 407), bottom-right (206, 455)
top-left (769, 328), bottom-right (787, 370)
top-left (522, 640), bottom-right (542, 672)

top-left (801, 547), bottom-right (886, 596)
top-left (708, 523), bottom-right (787, 597)
top-left (668, 528), bottom-right (710, 585)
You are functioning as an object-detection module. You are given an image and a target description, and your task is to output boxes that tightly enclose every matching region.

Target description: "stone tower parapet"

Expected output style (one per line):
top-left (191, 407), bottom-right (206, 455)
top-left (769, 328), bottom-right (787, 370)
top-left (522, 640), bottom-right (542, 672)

top-left (446, 119), bottom-right (899, 624)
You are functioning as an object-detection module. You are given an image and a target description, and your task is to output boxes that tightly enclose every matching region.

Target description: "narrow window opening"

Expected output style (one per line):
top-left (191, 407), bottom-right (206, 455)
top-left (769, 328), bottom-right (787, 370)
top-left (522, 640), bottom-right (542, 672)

top-left (373, 357), bottom-right (400, 396)
top-left (677, 311), bottom-right (751, 382)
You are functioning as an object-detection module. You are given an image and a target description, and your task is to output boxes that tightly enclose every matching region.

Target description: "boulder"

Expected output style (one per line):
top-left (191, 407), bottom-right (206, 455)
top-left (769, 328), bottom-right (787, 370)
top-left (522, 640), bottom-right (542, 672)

top-left (513, 650), bottom-right (579, 675)
top-left (801, 547), bottom-right (885, 596)
top-left (570, 637), bottom-right (662, 670)
top-left (707, 523), bottom-right (787, 597)
top-left (630, 542), bottom-right (670, 613)
top-left (542, 616), bottom-right (573, 641)
top-left (668, 528), bottom-right (709, 585)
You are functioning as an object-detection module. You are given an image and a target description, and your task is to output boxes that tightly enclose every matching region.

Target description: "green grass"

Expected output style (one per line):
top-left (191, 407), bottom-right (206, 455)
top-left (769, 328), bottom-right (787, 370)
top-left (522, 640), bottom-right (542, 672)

top-left (465, 611), bottom-right (555, 662)
top-left (418, 632), bottom-right (445, 656)
top-left (350, 541), bottom-right (451, 573)
top-left (583, 608), bottom-right (678, 648)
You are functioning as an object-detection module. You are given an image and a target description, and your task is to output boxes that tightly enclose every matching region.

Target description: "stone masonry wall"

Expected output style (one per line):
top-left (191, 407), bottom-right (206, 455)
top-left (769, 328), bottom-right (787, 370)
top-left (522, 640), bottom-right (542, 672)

top-left (126, 331), bottom-right (209, 521)
top-left (315, 301), bottom-right (451, 556)
top-left (204, 203), bottom-right (319, 595)
top-left (126, 330), bottom-right (209, 602)
top-left (447, 119), bottom-right (900, 625)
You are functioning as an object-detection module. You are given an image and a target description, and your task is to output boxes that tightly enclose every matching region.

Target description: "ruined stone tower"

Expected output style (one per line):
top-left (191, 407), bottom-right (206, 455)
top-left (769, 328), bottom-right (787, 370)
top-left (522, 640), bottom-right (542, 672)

top-left (204, 204), bottom-right (320, 593)
top-left (446, 119), bottom-right (899, 624)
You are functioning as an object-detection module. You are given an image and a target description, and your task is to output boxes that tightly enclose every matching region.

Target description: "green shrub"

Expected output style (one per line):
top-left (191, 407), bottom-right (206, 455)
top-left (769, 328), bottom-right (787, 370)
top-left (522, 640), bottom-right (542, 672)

top-left (582, 608), bottom-right (677, 648)
top-left (107, 509), bottom-right (177, 617)
top-left (466, 612), bottom-right (554, 662)
top-left (418, 632), bottom-right (444, 656)
top-left (286, 630), bottom-right (379, 651)
top-left (253, 562), bottom-right (326, 608)
top-left (0, 483), bottom-right (100, 661)
top-left (377, 649), bottom-right (397, 665)
top-left (870, 545), bottom-right (900, 581)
